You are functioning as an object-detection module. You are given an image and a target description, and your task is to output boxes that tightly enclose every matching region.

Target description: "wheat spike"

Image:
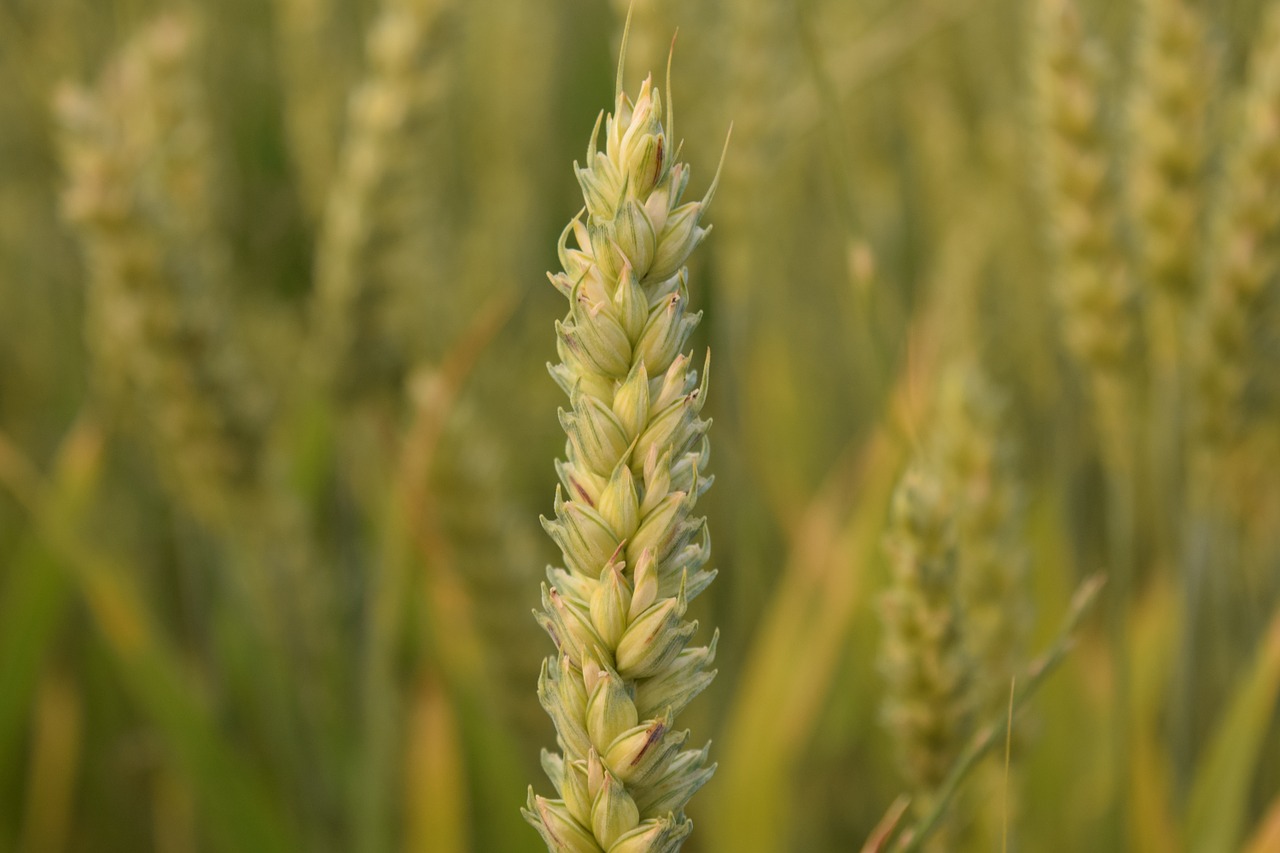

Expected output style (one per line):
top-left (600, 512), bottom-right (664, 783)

top-left (307, 0), bottom-right (455, 402)
top-left (880, 466), bottom-right (972, 848)
top-left (56, 14), bottom-right (263, 526)
top-left (1191, 4), bottom-right (1280, 453)
top-left (1031, 0), bottom-right (1136, 473)
top-left (523, 63), bottom-right (723, 851)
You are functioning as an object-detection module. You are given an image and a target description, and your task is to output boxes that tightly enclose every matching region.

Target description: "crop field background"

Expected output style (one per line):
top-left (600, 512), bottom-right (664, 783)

top-left (1, 0), bottom-right (1279, 850)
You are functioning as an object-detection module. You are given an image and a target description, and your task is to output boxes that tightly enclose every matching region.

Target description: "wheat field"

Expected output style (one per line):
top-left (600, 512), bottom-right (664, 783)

top-left (1, 0), bottom-right (1279, 850)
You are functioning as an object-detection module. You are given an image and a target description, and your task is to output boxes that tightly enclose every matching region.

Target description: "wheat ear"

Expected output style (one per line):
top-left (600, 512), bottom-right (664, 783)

top-left (271, 0), bottom-right (350, 221)
top-left (523, 62), bottom-right (724, 851)
top-left (933, 365), bottom-right (1031, 846)
top-left (1129, 0), bottom-right (1211, 374)
top-left (307, 0), bottom-right (453, 400)
top-left (1129, 0), bottom-right (1210, 303)
top-left (55, 14), bottom-right (262, 526)
top-left (1031, 0), bottom-right (1135, 472)
top-left (934, 366), bottom-right (1029, 725)
top-left (1191, 4), bottom-right (1280, 454)
top-left (880, 465), bottom-right (972, 848)
top-left (428, 396), bottom-right (545, 744)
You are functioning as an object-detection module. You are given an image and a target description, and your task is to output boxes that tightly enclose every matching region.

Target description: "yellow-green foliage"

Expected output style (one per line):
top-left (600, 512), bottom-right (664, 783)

top-left (1, 1), bottom-right (1279, 852)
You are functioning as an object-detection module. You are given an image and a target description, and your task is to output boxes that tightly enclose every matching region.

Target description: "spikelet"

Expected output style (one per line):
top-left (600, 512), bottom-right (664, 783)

top-left (55, 14), bottom-right (262, 527)
top-left (1191, 4), bottom-right (1280, 453)
top-left (523, 68), bottom-right (723, 852)
top-left (308, 0), bottom-right (454, 401)
top-left (933, 366), bottom-right (1029, 725)
top-left (879, 466), bottom-right (971, 840)
top-left (1031, 0), bottom-right (1135, 469)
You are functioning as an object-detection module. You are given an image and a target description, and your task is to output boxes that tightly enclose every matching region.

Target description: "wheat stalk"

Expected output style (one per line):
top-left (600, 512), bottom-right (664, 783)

top-left (523, 45), bottom-right (725, 850)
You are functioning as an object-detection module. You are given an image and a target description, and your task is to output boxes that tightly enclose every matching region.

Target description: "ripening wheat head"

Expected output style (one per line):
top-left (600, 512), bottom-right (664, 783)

top-left (933, 365), bottom-right (1029, 726)
top-left (522, 64), bottom-right (725, 853)
top-left (1032, 0), bottom-right (1139, 477)
top-left (55, 14), bottom-right (262, 526)
top-left (1192, 3), bottom-right (1280, 451)
top-left (880, 465), bottom-right (972, 831)
top-left (1128, 0), bottom-right (1211, 304)
top-left (1031, 0), bottom-right (1134, 378)
top-left (308, 0), bottom-right (454, 400)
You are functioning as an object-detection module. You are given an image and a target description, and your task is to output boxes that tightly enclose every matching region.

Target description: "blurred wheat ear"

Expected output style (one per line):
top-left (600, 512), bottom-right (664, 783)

top-left (1031, 0), bottom-right (1136, 475)
top-left (879, 465), bottom-right (971, 849)
top-left (1191, 2), bottom-right (1280, 467)
top-left (306, 0), bottom-right (456, 403)
top-left (1128, 0), bottom-right (1212, 378)
top-left (272, 0), bottom-right (356, 222)
top-left (54, 13), bottom-right (266, 531)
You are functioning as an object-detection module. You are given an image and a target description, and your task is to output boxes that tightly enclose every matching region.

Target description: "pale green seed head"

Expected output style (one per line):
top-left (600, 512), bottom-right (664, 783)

top-left (526, 49), bottom-right (724, 851)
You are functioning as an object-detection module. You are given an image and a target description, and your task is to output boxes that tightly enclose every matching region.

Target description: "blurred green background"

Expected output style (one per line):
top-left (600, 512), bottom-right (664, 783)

top-left (1, 0), bottom-right (1279, 850)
